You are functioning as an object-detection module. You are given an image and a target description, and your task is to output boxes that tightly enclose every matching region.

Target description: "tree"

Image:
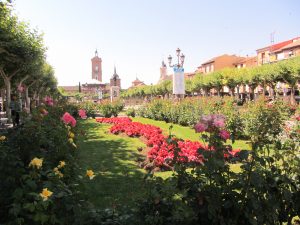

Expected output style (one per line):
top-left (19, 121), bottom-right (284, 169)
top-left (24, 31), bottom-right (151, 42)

top-left (0, 3), bottom-right (46, 118)
top-left (278, 57), bottom-right (300, 104)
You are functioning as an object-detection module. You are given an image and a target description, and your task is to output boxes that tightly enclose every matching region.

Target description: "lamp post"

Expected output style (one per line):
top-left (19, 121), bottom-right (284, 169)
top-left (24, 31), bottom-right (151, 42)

top-left (168, 48), bottom-right (185, 99)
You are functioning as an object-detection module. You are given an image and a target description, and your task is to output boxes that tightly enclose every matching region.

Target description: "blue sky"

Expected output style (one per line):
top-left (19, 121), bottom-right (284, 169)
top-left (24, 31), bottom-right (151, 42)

top-left (14, 0), bottom-right (300, 88)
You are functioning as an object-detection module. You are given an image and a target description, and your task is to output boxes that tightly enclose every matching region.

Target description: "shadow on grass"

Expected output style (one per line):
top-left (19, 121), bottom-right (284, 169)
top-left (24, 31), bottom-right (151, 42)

top-left (77, 119), bottom-right (147, 209)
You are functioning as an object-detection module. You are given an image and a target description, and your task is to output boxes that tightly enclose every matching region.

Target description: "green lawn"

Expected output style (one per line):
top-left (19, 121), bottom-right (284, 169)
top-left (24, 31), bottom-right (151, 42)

top-left (77, 119), bottom-right (148, 209)
top-left (132, 117), bottom-right (251, 150)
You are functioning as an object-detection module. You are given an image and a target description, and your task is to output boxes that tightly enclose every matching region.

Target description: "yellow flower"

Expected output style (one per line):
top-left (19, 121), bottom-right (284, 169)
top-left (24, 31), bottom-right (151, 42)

top-left (56, 171), bottom-right (64, 178)
top-left (58, 161), bottom-right (66, 168)
top-left (53, 167), bottom-right (64, 178)
top-left (86, 169), bottom-right (95, 180)
top-left (0, 136), bottom-right (6, 141)
top-left (39, 188), bottom-right (53, 201)
top-left (68, 131), bottom-right (74, 139)
top-left (68, 138), bottom-right (73, 143)
top-left (29, 157), bottom-right (43, 169)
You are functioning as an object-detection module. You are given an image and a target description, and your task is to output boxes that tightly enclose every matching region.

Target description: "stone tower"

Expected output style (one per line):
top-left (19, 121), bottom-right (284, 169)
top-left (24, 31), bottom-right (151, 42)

top-left (91, 49), bottom-right (102, 82)
top-left (110, 66), bottom-right (121, 102)
top-left (110, 66), bottom-right (121, 88)
top-left (159, 60), bottom-right (167, 81)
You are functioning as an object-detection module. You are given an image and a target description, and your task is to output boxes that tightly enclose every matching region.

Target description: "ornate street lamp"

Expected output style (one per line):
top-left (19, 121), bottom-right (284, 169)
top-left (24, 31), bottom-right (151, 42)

top-left (168, 48), bottom-right (185, 98)
top-left (168, 48), bottom-right (185, 68)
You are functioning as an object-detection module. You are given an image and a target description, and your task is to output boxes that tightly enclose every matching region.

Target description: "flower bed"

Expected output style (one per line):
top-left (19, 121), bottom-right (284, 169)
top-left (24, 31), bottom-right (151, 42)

top-left (96, 117), bottom-right (240, 171)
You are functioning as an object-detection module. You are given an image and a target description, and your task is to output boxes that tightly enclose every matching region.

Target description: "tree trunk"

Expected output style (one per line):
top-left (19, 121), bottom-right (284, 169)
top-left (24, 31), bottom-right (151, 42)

top-left (217, 88), bottom-right (221, 97)
top-left (0, 89), bottom-right (4, 112)
top-left (25, 86), bottom-right (30, 112)
top-left (290, 86), bottom-right (296, 105)
top-left (5, 78), bottom-right (11, 120)
top-left (0, 68), bottom-right (20, 120)
top-left (262, 82), bottom-right (266, 97)
top-left (230, 88), bottom-right (235, 98)
top-left (268, 83), bottom-right (275, 99)
top-left (236, 85), bottom-right (240, 99)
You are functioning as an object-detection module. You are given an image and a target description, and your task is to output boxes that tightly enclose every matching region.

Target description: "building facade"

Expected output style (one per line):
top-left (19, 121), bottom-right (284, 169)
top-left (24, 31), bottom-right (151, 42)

top-left (233, 56), bottom-right (257, 69)
top-left (131, 77), bottom-right (145, 88)
top-left (256, 37), bottom-right (300, 65)
top-left (59, 50), bottom-right (122, 100)
top-left (197, 54), bottom-right (246, 74)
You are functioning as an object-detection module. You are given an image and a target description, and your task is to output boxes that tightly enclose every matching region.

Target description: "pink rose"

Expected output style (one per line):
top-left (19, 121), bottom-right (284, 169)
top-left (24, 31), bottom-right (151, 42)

top-left (219, 130), bottom-right (230, 140)
top-left (78, 109), bottom-right (87, 119)
top-left (213, 119), bottom-right (225, 128)
top-left (194, 123), bottom-right (207, 133)
top-left (62, 112), bottom-right (76, 127)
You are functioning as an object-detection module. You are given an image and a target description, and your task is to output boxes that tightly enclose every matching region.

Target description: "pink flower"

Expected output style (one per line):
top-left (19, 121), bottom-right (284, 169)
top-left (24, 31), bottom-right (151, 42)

top-left (296, 115), bottom-right (300, 121)
top-left (44, 96), bottom-right (54, 106)
top-left (194, 123), bottom-right (207, 133)
top-left (62, 112), bottom-right (76, 127)
top-left (219, 130), bottom-right (230, 140)
top-left (78, 109), bottom-right (87, 119)
top-left (213, 118), bottom-right (225, 128)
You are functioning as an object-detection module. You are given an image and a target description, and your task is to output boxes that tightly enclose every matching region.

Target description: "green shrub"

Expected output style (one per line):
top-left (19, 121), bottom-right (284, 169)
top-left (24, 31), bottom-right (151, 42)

top-left (126, 108), bottom-right (136, 117)
top-left (242, 97), bottom-right (284, 150)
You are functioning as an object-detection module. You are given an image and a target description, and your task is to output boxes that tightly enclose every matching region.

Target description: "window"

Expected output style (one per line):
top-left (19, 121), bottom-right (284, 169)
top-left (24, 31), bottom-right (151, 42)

top-left (211, 64), bottom-right (214, 72)
top-left (206, 65), bottom-right (210, 73)
top-left (95, 66), bottom-right (98, 72)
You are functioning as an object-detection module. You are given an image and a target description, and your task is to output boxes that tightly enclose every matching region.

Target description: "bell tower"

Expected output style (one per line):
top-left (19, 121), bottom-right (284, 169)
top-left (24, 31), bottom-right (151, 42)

top-left (159, 60), bottom-right (167, 82)
top-left (91, 49), bottom-right (102, 82)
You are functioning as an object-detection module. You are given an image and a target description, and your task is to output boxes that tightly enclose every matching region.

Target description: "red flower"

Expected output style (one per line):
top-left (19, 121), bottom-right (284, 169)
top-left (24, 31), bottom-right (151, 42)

top-left (96, 117), bottom-right (237, 170)
top-left (78, 109), bottom-right (87, 119)
top-left (62, 112), bottom-right (76, 127)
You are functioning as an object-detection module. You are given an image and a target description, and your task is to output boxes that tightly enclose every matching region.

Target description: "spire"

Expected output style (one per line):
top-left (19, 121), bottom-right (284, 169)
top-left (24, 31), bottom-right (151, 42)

top-left (114, 65), bottom-right (116, 75)
top-left (95, 49), bottom-right (98, 57)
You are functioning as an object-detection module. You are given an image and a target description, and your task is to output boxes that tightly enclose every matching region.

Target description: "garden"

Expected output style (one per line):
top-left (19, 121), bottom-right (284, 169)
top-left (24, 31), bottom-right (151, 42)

top-left (1, 1), bottom-right (300, 224)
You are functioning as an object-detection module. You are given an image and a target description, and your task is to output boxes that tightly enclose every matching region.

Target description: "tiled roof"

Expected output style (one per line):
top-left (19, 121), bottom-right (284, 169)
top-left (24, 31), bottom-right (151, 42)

top-left (257, 37), bottom-right (300, 52)
top-left (59, 86), bottom-right (79, 91)
top-left (233, 56), bottom-right (256, 64)
top-left (280, 39), bottom-right (300, 50)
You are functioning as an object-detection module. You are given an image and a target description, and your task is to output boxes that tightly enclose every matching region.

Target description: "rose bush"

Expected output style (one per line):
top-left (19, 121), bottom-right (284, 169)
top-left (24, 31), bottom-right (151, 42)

top-left (0, 101), bottom-right (101, 225)
top-left (134, 113), bottom-right (300, 225)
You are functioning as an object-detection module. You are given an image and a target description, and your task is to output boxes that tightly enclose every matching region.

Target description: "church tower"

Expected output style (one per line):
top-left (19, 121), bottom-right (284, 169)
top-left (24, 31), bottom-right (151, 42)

top-left (110, 66), bottom-right (121, 102)
top-left (91, 49), bottom-right (102, 82)
top-left (159, 60), bottom-right (167, 82)
top-left (110, 66), bottom-right (121, 88)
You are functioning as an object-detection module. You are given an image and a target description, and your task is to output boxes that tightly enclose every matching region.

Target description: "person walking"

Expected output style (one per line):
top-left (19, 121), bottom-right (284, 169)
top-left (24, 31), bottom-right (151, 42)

top-left (10, 95), bottom-right (21, 127)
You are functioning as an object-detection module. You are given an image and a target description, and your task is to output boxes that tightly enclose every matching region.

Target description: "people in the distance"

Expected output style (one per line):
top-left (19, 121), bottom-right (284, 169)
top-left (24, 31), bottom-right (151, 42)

top-left (10, 95), bottom-right (21, 127)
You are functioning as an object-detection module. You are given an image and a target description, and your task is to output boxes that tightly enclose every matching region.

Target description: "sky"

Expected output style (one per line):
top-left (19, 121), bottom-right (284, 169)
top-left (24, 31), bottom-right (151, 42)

top-left (13, 0), bottom-right (300, 89)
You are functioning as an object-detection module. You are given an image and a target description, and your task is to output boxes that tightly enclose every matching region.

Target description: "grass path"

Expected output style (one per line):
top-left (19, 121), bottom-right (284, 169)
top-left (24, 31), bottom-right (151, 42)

top-left (77, 119), bottom-right (147, 209)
